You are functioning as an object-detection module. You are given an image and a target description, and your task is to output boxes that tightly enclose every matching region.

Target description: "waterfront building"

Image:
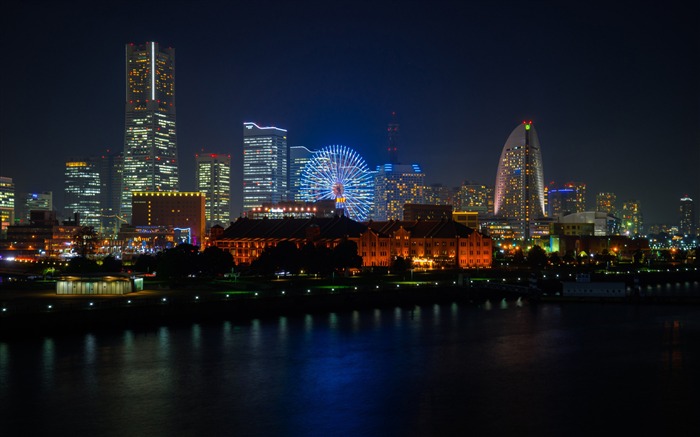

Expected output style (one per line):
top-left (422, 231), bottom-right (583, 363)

top-left (289, 145), bottom-right (316, 201)
top-left (196, 152), bottom-right (231, 227)
top-left (621, 200), bottom-right (643, 236)
top-left (454, 182), bottom-right (493, 215)
top-left (596, 192), bottom-right (617, 217)
top-left (551, 211), bottom-right (620, 237)
top-left (3, 211), bottom-right (82, 259)
top-left (372, 163), bottom-right (425, 220)
top-left (0, 177), bottom-right (15, 238)
top-left (494, 121), bottom-right (545, 240)
top-left (213, 216), bottom-right (492, 269)
top-left (679, 196), bottom-right (695, 236)
top-left (547, 182), bottom-right (586, 218)
top-left (64, 158), bottom-right (101, 228)
top-left (121, 42), bottom-right (178, 222)
top-left (131, 192), bottom-right (205, 248)
top-left (242, 122), bottom-right (288, 212)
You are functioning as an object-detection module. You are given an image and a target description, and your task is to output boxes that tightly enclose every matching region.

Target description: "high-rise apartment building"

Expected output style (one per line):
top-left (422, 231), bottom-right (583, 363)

top-left (596, 192), bottom-right (617, 217)
top-left (242, 122), bottom-right (288, 212)
top-left (121, 42), bottom-right (178, 222)
top-left (679, 196), bottom-right (695, 236)
top-left (196, 152), bottom-right (231, 227)
top-left (422, 183), bottom-right (453, 206)
top-left (621, 200), bottom-right (643, 236)
top-left (372, 163), bottom-right (425, 220)
top-left (289, 145), bottom-right (315, 202)
top-left (455, 182), bottom-right (493, 215)
top-left (547, 182), bottom-right (586, 218)
top-left (64, 158), bottom-right (101, 228)
top-left (494, 121), bottom-right (545, 240)
top-left (0, 176), bottom-right (15, 238)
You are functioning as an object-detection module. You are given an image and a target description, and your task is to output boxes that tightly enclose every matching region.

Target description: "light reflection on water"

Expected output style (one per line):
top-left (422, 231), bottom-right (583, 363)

top-left (1, 300), bottom-right (700, 436)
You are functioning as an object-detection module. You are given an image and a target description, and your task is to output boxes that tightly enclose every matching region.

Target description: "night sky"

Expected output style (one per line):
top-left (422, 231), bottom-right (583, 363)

top-left (1, 0), bottom-right (698, 225)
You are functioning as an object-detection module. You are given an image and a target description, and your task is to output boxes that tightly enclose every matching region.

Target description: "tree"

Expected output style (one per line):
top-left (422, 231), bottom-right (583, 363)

top-left (332, 240), bottom-right (363, 271)
top-left (199, 246), bottom-right (234, 277)
top-left (391, 256), bottom-right (412, 273)
top-left (73, 226), bottom-right (98, 258)
top-left (527, 245), bottom-right (548, 269)
top-left (133, 254), bottom-right (158, 273)
top-left (101, 255), bottom-right (123, 272)
top-left (65, 256), bottom-right (99, 273)
top-left (156, 244), bottom-right (200, 280)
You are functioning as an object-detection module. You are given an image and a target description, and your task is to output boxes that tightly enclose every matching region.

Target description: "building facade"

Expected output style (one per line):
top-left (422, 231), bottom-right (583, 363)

top-left (289, 145), bottom-right (316, 202)
top-left (19, 191), bottom-right (53, 224)
top-left (64, 158), bottom-right (101, 228)
top-left (121, 42), bottom-right (178, 222)
top-left (213, 216), bottom-right (492, 269)
top-left (372, 163), bottom-right (425, 220)
top-left (196, 152), bottom-right (231, 227)
top-left (455, 182), bottom-right (493, 215)
top-left (621, 200), bottom-right (643, 236)
top-left (679, 196), bottom-right (695, 236)
top-left (494, 121), bottom-right (545, 240)
top-left (131, 192), bottom-right (205, 248)
top-left (243, 122), bottom-right (288, 212)
top-left (546, 182), bottom-right (586, 218)
top-left (596, 192), bottom-right (617, 217)
top-left (0, 176), bottom-right (14, 238)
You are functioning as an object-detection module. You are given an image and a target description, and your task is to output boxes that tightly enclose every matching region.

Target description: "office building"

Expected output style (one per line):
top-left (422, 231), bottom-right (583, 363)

top-left (18, 191), bottom-right (53, 224)
top-left (131, 192), bottom-right (205, 248)
top-left (422, 183), bottom-right (453, 206)
top-left (372, 164), bottom-right (425, 220)
top-left (98, 150), bottom-right (124, 237)
top-left (547, 182), bottom-right (586, 218)
top-left (289, 145), bottom-right (316, 201)
top-left (64, 158), bottom-right (101, 228)
top-left (121, 42), bottom-right (178, 222)
top-left (196, 152), bottom-right (231, 227)
top-left (0, 177), bottom-right (14, 238)
top-left (242, 122), bottom-right (288, 212)
top-left (494, 121), bottom-right (545, 240)
top-left (679, 196), bottom-right (695, 236)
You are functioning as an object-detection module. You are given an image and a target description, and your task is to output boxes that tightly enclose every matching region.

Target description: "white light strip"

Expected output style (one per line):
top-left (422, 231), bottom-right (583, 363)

top-left (243, 122), bottom-right (287, 133)
top-left (151, 42), bottom-right (155, 100)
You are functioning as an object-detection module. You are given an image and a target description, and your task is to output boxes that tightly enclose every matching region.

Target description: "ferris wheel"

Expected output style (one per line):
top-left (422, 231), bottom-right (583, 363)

top-left (299, 145), bottom-right (374, 221)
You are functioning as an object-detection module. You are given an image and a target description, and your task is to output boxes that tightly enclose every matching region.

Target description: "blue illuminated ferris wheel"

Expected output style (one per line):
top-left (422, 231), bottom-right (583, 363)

top-left (299, 145), bottom-right (374, 221)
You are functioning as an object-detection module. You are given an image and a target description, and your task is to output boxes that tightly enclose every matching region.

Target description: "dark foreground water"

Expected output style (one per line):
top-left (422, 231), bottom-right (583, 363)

top-left (2, 299), bottom-right (700, 437)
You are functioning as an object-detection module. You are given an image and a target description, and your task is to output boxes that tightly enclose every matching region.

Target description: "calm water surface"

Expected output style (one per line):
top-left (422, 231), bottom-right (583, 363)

top-left (2, 299), bottom-right (700, 436)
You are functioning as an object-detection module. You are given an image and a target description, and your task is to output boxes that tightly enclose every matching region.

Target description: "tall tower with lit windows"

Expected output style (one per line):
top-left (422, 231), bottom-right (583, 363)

top-left (493, 121), bottom-right (545, 240)
top-left (121, 42), bottom-right (178, 223)
top-left (242, 122), bottom-right (288, 213)
top-left (196, 152), bottom-right (231, 227)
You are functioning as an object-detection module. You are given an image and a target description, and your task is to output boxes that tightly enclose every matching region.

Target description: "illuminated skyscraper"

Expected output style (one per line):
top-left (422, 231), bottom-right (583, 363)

top-left (596, 192), bottom-right (617, 217)
top-left (19, 191), bottom-right (53, 223)
top-left (242, 122), bottom-right (288, 212)
top-left (455, 182), bottom-right (493, 215)
top-left (372, 163), bottom-right (425, 220)
top-left (679, 196), bottom-right (695, 236)
top-left (121, 42), bottom-right (178, 222)
top-left (621, 200), bottom-right (643, 236)
top-left (0, 176), bottom-right (14, 238)
top-left (98, 150), bottom-right (123, 237)
top-left (493, 121), bottom-right (545, 240)
top-left (64, 158), bottom-right (101, 227)
top-left (289, 145), bottom-right (316, 201)
top-left (547, 182), bottom-right (586, 217)
top-left (196, 152), bottom-right (231, 227)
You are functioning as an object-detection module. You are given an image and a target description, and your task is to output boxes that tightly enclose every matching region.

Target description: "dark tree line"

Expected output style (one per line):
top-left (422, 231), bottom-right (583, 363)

top-left (249, 240), bottom-right (362, 276)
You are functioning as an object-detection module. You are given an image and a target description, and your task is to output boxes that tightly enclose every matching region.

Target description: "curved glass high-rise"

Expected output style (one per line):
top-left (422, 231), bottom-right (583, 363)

top-left (494, 121), bottom-right (545, 239)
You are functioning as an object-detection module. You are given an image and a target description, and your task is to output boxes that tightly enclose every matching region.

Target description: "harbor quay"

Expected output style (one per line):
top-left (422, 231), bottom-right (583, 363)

top-left (1, 266), bottom-right (699, 339)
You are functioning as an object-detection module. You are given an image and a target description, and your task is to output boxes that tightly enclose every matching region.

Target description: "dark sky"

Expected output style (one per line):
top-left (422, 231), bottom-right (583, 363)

top-left (1, 0), bottom-right (698, 225)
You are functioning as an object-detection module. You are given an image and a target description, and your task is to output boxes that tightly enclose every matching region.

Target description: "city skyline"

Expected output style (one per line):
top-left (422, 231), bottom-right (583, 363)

top-left (1, 1), bottom-right (698, 226)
